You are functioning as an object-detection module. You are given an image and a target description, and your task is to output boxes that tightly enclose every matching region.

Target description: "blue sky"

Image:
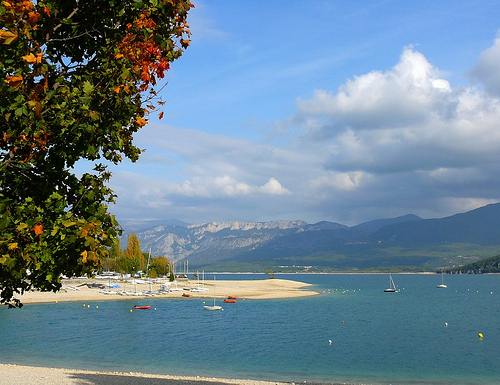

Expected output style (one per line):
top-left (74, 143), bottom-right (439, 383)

top-left (106, 0), bottom-right (500, 227)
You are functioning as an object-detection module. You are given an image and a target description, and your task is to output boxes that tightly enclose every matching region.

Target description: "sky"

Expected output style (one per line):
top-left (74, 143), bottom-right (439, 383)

top-left (103, 0), bottom-right (500, 227)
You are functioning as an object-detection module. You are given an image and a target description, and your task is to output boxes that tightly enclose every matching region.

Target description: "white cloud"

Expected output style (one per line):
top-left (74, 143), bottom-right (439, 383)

top-left (259, 178), bottom-right (291, 195)
top-left (469, 36), bottom-right (500, 97)
top-left (298, 48), bottom-right (454, 135)
top-left (295, 46), bottom-right (500, 176)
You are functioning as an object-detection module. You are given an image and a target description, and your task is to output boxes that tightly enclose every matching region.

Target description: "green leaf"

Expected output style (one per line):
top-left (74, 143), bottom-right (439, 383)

top-left (83, 81), bottom-right (94, 95)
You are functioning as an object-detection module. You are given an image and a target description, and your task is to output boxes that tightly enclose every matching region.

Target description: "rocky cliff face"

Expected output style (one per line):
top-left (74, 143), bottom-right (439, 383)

top-left (136, 220), bottom-right (312, 264)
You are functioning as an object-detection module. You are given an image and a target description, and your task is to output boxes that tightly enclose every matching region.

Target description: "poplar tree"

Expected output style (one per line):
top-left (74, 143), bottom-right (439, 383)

top-left (124, 232), bottom-right (143, 273)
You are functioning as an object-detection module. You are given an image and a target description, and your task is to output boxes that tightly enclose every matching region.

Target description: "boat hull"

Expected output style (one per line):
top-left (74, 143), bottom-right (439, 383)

top-left (203, 305), bottom-right (223, 311)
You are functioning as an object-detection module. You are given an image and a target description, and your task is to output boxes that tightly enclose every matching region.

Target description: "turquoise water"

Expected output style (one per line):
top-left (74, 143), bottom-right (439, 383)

top-left (0, 274), bottom-right (499, 384)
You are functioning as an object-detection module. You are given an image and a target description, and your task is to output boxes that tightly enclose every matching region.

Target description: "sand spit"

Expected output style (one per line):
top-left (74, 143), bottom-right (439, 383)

top-left (13, 277), bottom-right (318, 305)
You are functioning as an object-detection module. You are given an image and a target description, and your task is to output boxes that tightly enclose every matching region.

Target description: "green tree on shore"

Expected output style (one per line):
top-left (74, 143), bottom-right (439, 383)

top-left (0, 0), bottom-right (193, 307)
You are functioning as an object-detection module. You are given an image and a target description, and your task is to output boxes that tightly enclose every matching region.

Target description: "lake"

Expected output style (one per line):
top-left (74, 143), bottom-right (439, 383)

top-left (0, 273), bottom-right (499, 384)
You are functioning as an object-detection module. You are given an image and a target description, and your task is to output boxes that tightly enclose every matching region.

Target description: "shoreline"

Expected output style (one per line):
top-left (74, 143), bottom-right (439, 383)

top-left (13, 277), bottom-right (319, 305)
top-left (0, 363), bottom-right (305, 385)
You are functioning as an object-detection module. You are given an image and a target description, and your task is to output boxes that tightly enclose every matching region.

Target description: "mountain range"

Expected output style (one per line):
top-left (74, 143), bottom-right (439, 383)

top-left (133, 203), bottom-right (500, 272)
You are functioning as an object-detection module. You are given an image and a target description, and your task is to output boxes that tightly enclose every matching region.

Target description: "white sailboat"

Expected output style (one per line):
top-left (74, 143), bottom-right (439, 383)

top-left (191, 270), bottom-right (209, 292)
top-left (384, 273), bottom-right (399, 292)
top-left (436, 271), bottom-right (448, 288)
top-left (203, 276), bottom-right (223, 311)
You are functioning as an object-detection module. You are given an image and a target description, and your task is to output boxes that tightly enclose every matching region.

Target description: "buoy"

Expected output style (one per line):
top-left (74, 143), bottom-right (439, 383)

top-left (478, 333), bottom-right (483, 338)
top-left (130, 309), bottom-right (133, 312)
top-left (96, 305), bottom-right (99, 309)
top-left (83, 304), bottom-right (85, 307)
top-left (445, 322), bottom-right (448, 327)
top-left (328, 339), bottom-right (332, 345)
top-left (87, 305), bottom-right (90, 308)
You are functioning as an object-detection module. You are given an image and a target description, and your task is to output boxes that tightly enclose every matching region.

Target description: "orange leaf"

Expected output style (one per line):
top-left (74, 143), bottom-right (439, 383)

top-left (33, 223), bottom-right (43, 236)
top-left (158, 111), bottom-right (164, 119)
top-left (22, 53), bottom-right (37, 64)
top-left (5, 75), bottom-right (23, 88)
top-left (0, 30), bottom-right (18, 44)
top-left (135, 117), bottom-right (147, 127)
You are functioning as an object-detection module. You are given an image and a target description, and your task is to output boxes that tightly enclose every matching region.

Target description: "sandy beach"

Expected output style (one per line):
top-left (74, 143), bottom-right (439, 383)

top-left (3, 278), bottom-right (319, 384)
top-left (0, 363), bottom-right (299, 385)
top-left (14, 277), bottom-right (318, 305)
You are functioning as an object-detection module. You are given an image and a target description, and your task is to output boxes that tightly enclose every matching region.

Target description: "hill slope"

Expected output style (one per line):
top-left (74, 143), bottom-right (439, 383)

top-left (134, 203), bottom-right (500, 271)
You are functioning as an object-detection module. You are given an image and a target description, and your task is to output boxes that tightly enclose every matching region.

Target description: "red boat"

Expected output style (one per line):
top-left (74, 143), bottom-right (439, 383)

top-left (182, 293), bottom-right (191, 297)
top-left (132, 305), bottom-right (151, 310)
top-left (227, 296), bottom-right (237, 299)
top-left (223, 299), bottom-right (237, 303)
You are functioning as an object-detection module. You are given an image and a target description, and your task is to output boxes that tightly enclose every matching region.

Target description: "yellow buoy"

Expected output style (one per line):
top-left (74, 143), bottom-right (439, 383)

top-left (83, 304), bottom-right (85, 307)
top-left (96, 305), bottom-right (99, 309)
top-left (478, 333), bottom-right (483, 338)
top-left (130, 309), bottom-right (133, 312)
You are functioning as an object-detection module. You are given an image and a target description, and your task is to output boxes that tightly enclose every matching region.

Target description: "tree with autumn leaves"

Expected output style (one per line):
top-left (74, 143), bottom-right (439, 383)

top-left (0, 0), bottom-right (193, 307)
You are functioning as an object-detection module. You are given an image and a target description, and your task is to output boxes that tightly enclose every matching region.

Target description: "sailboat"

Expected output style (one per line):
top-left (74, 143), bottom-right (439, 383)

top-left (384, 273), bottom-right (399, 292)
top-left (203, 276), bottom-right (223, 311)
top-left (191, 270), bottom-right (209, 292)
top-left (436, 271), bottom-right (448, 288)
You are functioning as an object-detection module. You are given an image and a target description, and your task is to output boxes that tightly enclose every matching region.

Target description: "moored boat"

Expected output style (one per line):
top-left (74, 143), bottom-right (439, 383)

top-left (437, 271), bottom-right (448, 288)
top-left (203, 276), bottom-right (223, 311)
top-left (384, 273), bottom-right (399, 292)
top-left (132, 305), bottom-right (151, 310)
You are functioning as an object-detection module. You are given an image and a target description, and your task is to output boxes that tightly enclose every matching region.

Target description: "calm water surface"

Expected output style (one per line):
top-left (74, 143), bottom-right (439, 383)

top-left (0, 273), bottom-right (499, 384)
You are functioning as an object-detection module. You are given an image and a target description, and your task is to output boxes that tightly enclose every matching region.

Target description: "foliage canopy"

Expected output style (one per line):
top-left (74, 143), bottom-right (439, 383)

top-left (0, 0), bottom-right (193, 306)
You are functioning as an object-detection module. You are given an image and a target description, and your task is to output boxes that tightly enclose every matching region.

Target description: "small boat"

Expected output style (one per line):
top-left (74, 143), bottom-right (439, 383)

top-left (223, 299), bottom-right (237, 303)
top-left (204, 276), bottom-right (223, 311)
top-left (384, 273), bottom-right (399, 293)
top-left (437, 271), bottom-right (448, 288)
top-left (132, 305), bottom-right (151, 310)
top-left (227, 296), bottom-right (237, 299)
top-left (182, 293), bottom-right (191, 297)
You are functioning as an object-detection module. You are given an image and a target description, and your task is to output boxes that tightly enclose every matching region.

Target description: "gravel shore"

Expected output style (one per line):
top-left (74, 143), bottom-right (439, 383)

top-left (0, 364), bottom-right (294, 385)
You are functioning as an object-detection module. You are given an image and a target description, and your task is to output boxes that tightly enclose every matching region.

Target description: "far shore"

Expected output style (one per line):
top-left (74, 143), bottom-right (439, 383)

top-left (13, 277), bottom-right (318, 305)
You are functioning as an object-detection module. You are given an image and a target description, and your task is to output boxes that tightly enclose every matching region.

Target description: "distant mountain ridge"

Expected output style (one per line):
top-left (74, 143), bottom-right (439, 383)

top-left (134, 203), bottom-right (500, 271)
